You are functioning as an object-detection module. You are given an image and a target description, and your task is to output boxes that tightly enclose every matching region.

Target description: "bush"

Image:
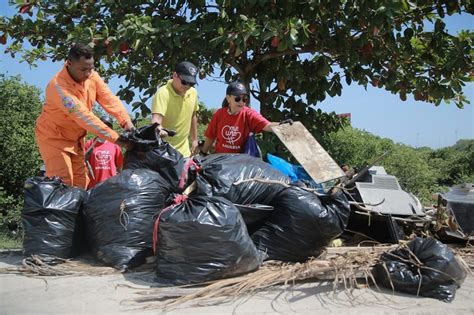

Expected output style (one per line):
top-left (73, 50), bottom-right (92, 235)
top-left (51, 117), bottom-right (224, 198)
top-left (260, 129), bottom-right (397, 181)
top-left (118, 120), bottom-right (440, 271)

top-left (325, 126), bottom-right (395, 168)
top-left (430, 139), bottom-right (474, 186)
top-left (325, 127), bottom-right (471, 204)
top-left (0, 75), bottom-right (43, 233)
top-left (383, 146), bottom-right (441, 202)
top-left (0, 187), bottom-right (23, 232)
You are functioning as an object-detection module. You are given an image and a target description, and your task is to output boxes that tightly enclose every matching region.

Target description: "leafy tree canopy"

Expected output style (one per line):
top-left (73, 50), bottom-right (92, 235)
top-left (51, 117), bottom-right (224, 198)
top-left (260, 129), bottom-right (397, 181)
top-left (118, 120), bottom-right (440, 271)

top-left (1, 0), bottom-right (472, 135)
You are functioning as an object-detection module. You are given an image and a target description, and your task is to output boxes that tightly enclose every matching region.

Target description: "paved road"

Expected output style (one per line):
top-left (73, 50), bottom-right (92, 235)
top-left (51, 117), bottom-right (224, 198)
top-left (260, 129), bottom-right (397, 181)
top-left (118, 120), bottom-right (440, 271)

top-left (1, 251), bottom-right (473, 315)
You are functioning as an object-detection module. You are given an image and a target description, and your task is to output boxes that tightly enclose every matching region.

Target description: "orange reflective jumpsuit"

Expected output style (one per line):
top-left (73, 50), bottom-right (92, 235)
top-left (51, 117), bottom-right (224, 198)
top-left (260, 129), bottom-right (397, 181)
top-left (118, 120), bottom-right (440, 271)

top-left (35, 65), bottom-right (131, 188)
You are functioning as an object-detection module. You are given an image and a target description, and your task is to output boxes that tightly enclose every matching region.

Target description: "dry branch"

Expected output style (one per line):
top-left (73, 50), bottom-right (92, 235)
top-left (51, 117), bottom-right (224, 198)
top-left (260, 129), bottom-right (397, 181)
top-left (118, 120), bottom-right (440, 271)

top-left (131, 246), bottom-right (391, 311)
top-left (0, 254), bottom-right (118, 277)
top-left (128, 244), bottom-right (473, 311)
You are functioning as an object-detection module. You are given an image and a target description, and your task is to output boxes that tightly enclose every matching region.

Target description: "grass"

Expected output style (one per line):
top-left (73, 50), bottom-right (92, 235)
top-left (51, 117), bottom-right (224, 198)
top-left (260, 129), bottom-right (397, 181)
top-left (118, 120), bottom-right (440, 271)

top-left (0, 230), bottom-right (22, 250)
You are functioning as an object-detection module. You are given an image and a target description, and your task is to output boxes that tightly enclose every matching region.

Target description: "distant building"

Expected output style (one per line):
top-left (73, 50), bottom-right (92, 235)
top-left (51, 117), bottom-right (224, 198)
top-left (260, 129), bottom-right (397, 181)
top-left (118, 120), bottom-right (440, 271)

top-left (338, 112), bottom-right (351, 124)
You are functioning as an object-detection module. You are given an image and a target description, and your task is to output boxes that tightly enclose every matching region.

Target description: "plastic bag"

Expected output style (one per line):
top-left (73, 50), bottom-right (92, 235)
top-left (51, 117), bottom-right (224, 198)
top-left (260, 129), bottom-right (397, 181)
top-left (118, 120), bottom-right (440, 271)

top-left (252, 187), bottom-right (350, 262)
top-left (234, 204), bottom-right (274, 235)
top-left (83, 169), bottom-right (169, 270)
top-left (372, 237), bottom-right (467, 302)
top-left (190, 154), bottom-right (290, 205)
top-left (154, 195), bottom-right (263, 285)
top-left (122, 124), bottom-right (185, 190)
top-left (267, 153), bottom-right (324, 191)
top-left (243, 133), bottom-right (260, 158)
top-left (267, 153), bottom-right (298, 181)
top-left (22, 177), bottom-right (86, 258)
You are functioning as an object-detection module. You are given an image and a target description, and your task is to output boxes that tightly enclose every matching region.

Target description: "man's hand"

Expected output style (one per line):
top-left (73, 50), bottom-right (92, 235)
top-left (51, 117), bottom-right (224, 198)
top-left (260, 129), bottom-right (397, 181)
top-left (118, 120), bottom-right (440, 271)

top-left (123, 120), bottom-right (135, 131)
top-left (191, 139), bottom-right (199, 155)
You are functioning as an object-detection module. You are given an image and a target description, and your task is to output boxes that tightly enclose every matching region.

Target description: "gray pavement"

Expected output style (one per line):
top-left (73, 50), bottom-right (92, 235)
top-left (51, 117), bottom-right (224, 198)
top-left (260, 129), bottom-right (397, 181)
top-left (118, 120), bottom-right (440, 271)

top-left (1, 251), bottom-right (473, 315)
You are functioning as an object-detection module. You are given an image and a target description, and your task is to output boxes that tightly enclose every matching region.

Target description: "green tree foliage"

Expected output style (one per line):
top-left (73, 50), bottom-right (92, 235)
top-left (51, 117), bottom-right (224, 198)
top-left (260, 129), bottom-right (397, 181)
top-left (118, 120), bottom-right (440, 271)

top-left (0, 75), bottom-right (43, 230)
top-left (384, 146), bottom-right (440, 201)
top-left (0, 0), bottom-right (472, 136)
top-left (327, 127), bottom-right (473, 203)
top-left (429, 139), bottom-right (474, 185)
top-left (325, 126), bottom-right (394, 167)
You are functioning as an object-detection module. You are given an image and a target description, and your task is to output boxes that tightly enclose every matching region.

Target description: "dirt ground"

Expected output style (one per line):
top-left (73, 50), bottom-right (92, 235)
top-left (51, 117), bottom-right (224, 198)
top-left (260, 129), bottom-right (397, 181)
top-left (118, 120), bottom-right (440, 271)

top-left (1, 250), bottom-right (474, 315)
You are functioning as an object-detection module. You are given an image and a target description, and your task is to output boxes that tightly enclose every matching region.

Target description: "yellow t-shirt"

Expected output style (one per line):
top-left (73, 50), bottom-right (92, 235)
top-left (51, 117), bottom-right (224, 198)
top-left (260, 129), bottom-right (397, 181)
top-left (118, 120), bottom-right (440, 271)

top-left (151, 80), bottom-right (198, 157)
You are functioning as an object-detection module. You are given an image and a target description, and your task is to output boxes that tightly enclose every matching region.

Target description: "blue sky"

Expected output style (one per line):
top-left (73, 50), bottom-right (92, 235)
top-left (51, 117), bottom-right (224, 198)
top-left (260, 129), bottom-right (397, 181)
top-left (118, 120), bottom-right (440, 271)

top-left (1, 2), bottom-right (472, 149)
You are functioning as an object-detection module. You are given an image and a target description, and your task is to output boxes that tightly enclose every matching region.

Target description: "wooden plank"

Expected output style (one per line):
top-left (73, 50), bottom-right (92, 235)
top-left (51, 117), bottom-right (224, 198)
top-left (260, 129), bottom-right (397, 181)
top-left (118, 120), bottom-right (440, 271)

top-left (271, 121), bottom-right (345, 183)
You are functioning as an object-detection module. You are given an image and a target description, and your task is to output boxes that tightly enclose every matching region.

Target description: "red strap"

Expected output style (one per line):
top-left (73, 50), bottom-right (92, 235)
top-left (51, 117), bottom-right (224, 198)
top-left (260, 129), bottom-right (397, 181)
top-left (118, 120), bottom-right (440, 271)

top-left (152, 194), bottom-right (189, 254)
top-left (178, 159), bottom-right (201, 189)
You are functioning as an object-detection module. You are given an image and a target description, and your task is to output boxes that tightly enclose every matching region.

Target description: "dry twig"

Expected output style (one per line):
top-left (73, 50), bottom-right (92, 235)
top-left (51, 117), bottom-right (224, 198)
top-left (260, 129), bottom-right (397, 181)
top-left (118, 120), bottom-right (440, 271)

top-left (130, 248), bottom-right (385, 311)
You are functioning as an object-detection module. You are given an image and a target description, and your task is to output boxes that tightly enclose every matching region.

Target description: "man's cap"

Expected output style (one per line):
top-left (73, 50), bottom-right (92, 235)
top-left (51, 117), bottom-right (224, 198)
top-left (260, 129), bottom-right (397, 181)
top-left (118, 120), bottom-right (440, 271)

top-left (226, 82), bottom-right (248, 96)
top-left (175, 61), bottom-right (198, 84)
top-left (100, 115), bottom-right (113, 128)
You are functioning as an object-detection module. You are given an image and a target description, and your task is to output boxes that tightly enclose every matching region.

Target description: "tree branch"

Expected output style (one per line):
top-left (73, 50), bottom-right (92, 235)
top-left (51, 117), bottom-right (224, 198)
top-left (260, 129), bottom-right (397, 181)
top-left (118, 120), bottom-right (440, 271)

top-left (247, 47), bottom-right (315, 73)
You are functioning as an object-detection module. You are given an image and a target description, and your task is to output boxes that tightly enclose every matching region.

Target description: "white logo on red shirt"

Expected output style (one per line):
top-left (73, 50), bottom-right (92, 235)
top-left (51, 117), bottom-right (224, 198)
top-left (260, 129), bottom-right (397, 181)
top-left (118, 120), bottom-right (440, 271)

top-left (95, 150), bottom-right (112, 169)
top-left (221, 125), bottom-right (241, 145)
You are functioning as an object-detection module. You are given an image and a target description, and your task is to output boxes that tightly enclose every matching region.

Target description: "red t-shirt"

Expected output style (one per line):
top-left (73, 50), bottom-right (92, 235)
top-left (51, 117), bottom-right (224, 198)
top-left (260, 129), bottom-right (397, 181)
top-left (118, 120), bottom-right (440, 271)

top-left (205, 106), bottom-right (270, 153)
top-left (85, 139), bottom-right (124, 189)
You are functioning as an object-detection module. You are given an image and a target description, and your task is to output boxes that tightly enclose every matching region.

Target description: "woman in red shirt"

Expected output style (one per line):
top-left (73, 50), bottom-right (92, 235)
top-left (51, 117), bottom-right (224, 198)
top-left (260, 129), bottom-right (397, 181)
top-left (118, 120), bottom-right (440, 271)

top-left (201, 82), bottom-right (276, 155)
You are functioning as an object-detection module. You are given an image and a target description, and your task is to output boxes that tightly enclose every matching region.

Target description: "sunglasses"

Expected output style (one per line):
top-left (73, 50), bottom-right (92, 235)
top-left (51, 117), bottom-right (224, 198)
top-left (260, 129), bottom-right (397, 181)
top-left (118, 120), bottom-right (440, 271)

top-left (234, 95), bottom-right (249, 103)
top-left (178, 76), bottom-right (196, 87)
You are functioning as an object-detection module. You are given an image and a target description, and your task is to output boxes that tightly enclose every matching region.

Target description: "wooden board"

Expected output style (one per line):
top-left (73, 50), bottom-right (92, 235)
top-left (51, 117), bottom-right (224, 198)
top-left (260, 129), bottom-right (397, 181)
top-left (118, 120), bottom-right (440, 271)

top-left (272, 121), bottom-right (345, 183)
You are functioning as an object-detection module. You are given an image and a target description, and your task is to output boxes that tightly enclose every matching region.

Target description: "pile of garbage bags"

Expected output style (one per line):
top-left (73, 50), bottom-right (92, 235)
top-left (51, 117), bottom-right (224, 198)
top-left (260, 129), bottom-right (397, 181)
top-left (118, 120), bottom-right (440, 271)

top-left (21, 124), bottom-right (350, 284)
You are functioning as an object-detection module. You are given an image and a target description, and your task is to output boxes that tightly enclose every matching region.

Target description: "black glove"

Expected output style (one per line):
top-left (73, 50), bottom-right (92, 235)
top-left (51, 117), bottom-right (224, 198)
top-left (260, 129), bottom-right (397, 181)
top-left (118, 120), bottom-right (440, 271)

top-left (162, 128), bottom-right (177, 137)
top-left (279, 118), bottom-right (294, 125)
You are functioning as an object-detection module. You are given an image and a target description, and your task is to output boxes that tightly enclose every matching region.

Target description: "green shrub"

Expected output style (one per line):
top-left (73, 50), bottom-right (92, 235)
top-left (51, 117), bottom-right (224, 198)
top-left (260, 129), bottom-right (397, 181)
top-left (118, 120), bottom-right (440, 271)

top-left (0, 187), bottom-right (23, 232)
top-left (0, 75), bottom-right (42, 234)
top-left (326, 127), bottom-right (472, 204)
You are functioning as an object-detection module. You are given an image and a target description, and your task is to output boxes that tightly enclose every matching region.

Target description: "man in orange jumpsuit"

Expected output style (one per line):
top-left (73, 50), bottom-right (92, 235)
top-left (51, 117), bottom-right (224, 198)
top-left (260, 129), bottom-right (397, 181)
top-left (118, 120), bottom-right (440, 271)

top-left (35, 43), bottom-right (134, 188)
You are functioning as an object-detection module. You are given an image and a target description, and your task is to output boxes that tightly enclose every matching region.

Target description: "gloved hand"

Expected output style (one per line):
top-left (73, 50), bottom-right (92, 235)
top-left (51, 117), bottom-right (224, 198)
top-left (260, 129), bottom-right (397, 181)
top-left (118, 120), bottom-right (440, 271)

top-left (154, 124), bottom-right (176, 138)
top-left (162, 128), bottom-right (177, 137)
top-left (279, 118), bottom-right (294, 125)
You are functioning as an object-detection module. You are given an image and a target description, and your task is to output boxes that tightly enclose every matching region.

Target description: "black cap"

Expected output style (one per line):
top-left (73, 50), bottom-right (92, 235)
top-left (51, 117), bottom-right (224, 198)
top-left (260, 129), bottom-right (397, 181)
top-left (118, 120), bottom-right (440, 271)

top-left (175, 61), bottom-right (198, 84)
top-left (100, 115), bottom-right (113, 128)
top-left (226, 82), bottom-right (248, 96)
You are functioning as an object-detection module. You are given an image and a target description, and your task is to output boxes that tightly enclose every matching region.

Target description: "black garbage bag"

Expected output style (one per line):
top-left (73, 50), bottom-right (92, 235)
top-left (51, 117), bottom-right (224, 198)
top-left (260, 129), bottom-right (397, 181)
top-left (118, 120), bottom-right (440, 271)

top-left (234, 204), bottom-right (274, 235)
top-left (22, 177), bottom-right (86, 258)
top-left (191, 154), bottom-right (290, 205)
top-left (154, 195), bottom-right (263, 285)
top-left (252, 187), bottom-right (350, 262)
top-left (372, 237), bottom-right (467, 302)
top-left (122, 123), bottom-right (185, 190)
top-left (83, 169), bottom-right (169, 270)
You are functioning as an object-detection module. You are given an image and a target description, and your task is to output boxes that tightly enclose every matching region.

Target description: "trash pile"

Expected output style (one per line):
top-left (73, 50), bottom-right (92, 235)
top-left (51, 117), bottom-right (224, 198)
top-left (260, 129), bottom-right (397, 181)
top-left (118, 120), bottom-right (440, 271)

top-left (20, 123), bottom-right (470, 303)
top-left (22, 124), bottom-right (350, 284)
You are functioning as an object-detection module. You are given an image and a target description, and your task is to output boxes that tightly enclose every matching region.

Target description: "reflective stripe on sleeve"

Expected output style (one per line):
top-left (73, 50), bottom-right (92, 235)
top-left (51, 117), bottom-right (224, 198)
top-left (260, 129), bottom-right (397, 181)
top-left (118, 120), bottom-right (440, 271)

top-left (55, 84), bottom-right (113, 139)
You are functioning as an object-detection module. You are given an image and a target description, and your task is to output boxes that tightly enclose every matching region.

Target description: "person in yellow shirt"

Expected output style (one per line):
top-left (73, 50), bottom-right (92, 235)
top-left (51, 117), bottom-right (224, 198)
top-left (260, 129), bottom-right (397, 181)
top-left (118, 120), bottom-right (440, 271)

top-left (151, 61), bottom-right (199, 157)
top-left (35, 42), bottom-right (134, 189)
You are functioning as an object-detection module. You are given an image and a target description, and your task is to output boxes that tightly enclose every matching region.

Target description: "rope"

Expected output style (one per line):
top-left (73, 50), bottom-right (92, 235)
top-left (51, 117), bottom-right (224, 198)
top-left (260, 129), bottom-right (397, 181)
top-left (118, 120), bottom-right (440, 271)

top-left (119, 200), bottom-right (130, 230)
